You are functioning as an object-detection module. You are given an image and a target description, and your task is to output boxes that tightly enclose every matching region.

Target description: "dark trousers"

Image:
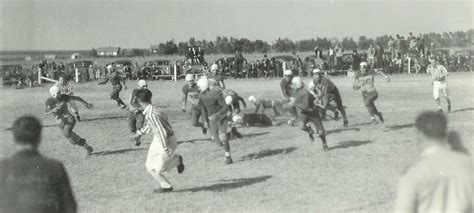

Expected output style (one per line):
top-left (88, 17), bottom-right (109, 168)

top-left (111, 85), bottom-right (125, 106)
top-left (128, 111), bottom-right (144, 133)
top-left (362, 90), bottom-right (379, 116)
top-left (336, 57), bottom-right (343, 70)
top-left (298, 110), bottom-right (325, 136)
top-left (210, 115), bottom-right (230, 152)
top-left (322, 88), bottom-right (348, 121)
top-left (190, 106), bottom-right (204, 128)
top-left (58, 116), bottom-right (84, 146)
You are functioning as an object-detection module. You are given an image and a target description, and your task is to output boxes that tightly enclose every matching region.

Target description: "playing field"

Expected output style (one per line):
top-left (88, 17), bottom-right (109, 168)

top-left (1, 73), bottom-right (473, 212)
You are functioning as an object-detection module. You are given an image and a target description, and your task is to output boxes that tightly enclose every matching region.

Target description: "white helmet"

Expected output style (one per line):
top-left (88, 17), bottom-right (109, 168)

top-left (283, 69), bottom-right (293, 76)
top-left (197, 78), bottom-right (209, 91)
top-left (313, 68), bottom-right (322, 74)
top-left (106, 64), bottom-right (113, 70)
top-left (225, 96), bottom-right (233, 105)
top-left (232, 115), bottom-right (243, 124)
top-left (360, 62), bottom-right (368, 67)
top-left (248, 95), bottom-right (256, 103)
top-left (291, 76), bottom-right (303, 88)
top-left (211, 64), bottom-right (219, 71)
top-left (185, 74), bottom-right (194, 82)
top-left (49, 86), bottom-right (60, 98)
top-left (137, 80), bottom-right (147, 88)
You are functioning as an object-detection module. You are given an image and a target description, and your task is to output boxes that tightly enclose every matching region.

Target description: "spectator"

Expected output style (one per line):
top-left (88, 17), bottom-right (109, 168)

top-left (375, 43), bottom-right (384, 69)
top-left (394, 34), bottom-right (401, 59)
top-left (394, 112), bottom-right (472, 213)
top-left (351, 50), bottom-right (362, 71)
top-left (367, 44), bottom-right (376, 68)
top-left (335, 43), bottom-right (344, 70)
top-left (235, 50), bottom-right (244, 78)
top-left (328, 46), bottom-right (335, 71)
top-left (0, 115), bottom-right (77, 213)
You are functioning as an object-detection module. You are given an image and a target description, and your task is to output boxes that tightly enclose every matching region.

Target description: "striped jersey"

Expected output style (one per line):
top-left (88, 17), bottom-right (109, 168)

top-left (54, 82), bottom-right (73, 95)
top-left (138, 104), bottom-right (174, 149)
top-left (427, 64), bottom-right (449, 81)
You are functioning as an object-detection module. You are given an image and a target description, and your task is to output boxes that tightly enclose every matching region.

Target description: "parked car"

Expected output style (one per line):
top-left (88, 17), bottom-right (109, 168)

top-left (0, 64), bottom-right (23, 87)
top-left (141, 59), bottom-right (174, 80)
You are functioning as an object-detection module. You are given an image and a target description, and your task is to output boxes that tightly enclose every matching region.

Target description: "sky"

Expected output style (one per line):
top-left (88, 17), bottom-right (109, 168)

top-left (0, 0), bottom-right (472, 50)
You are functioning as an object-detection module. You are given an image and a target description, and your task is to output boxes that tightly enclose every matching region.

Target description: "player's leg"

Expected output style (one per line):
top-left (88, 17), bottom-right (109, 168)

top-left (111, 85), bottom-right (126, 108)
top-left (209, 116), bottom-right (222, 147)
top-left (432, 81), bottom-right (443, 112)
top-left (441, 82), bottom-right (451, 112)
top-left (272, 100), bottom-right (285, 117)
top-left (218, 116), bottom-right (233, 164)
top-left (67, 101), bottom-right (80, 121)
top-left (60, 117), bottom-right (93, 155)
top-left (363, 91), bottom-right (377, 123)
top-left (145, 137), bottom-right (180, 192)
top-left (190, 106), bottom-right (207, 134)
top-left (332, 88), bottom-right (349, 126)
top-left (309, 112), bottom-right (328, 151)
top-left (128, 111), bottom-right (138, 134)
top-left (298, 113), bottom-right (314, 142)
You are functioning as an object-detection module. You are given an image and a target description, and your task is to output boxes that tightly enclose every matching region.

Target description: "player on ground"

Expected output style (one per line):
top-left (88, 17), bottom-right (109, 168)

top-left (182, 74), bottom-right (207, 134)
top-left (309, 69), bottom-right (349, 127)
top-left (98, 65), bottom-right (127, 109)
top-left (223, 89), bottom-right (246, 114)
top-left (54, 75), bottom-right (80, 121)
top-left (353, 62), bottom-right (390, 124)
top-left (280, 69), bottom-right (298, 126)
top-left (248, 95), bottom-right (286, 117)
top-left (197, 78), bottom-right (233, 164)
top-left (427, 56), bottom-right (452, 113)
top-left (207, 64), bottom-right (225, 91)
top-left (45, 86), bottom-right (94, 156)
top-left (128, 80), bottom-right (148, 146)
top-left (292, 77), bottom-right (329, 151)
top-left (130, 89), bottom-right (185, 193)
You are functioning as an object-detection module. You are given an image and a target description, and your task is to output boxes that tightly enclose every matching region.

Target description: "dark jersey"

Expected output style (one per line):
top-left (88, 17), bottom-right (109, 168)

top-left (313, 77), bottom-right (337, 94)
top-left (99, 71), bottom-right (122, 86)
top-left (182, 83), bottom-right (200, 106)
top-left (45, 94), bottom-right (71, 118)
top-left (294, 88), bottom-right (315, 112)
top-left (198, 90), bottom-right (227, 116)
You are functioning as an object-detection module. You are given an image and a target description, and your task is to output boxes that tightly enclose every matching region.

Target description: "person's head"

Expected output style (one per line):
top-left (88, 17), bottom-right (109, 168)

top-left (106, 64), bottom-right (113, 72)
top-left (429, 56), bottom-right (437, 65)
top-left (283, 69), bottom-right (293, 81)
top-left (135, 89), bottom-right (153, 107)
top-left (185, 74), bottom-right (194, 86)
top-left (353, 50), bottom-right (358, 54)
top-left (264, 54), bottom-right (267, 58)
top-left (58, 75), bottom-right (66, 84)
top-left (313, 69), bottom-right (323, 81)
top-left (360, 62), bottom-right (369, 73)
top-left (415, 111), bottom-right (448, 146)
top-left (12, 115), bottom-right (42, 148)
top-left (225, 96), bottom-right (233, 106)
top-left (197, 78), bottom-right (209, 91)
top-left (49, 85), bottom-right (60, 99)
top-left (248, 96), bottom-right (257, 105)
top-left (291, 77), bottom-right (303, 89)
top-left (137, 79), bottom-right (147, 89)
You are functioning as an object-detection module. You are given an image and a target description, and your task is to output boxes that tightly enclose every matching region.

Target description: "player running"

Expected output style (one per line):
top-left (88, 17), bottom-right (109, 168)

top-left (181, 74), bottom-right (207, 134)
top-left (130, 89), bottom-right (185, 193)
top-left (309, 69), bottom-right (349, 127)
top-left (45, 86), bottom-right (94, 156)
top-left (224, 95), bottom-right (243, 139)
top-left (197, 78), bottom-right (233, 164)
top-left (280, 69), bottom-right (298, 126)
top-left (207, 64), bottom-right (225, 91)
top-left (427, 56), bottom-right (451, 113)
top-left (98, 65), bottom-right (127, 109)
top-left (292, 77), bottom-right (329, 151)
top-left (54, 75), bottom-right (80, 121)
top-left (128, 80), bottom-right (148, 146)
top-left (353, 62), bottom-right (390, 124)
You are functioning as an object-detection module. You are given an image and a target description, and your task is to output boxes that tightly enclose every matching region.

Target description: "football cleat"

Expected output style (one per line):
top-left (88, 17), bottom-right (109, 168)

top-left (177, 156), bottom-right (185, 174)
top-left (226, 156), bottom-right (233, 164)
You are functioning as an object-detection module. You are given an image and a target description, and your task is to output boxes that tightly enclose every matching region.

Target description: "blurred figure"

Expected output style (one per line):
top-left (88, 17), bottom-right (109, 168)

top-left (394, 111), bottom-right (472, 213)
top-left (367, 44), bottom-right (376, 68)
top-left (0, 116), bottom-right (77, 213)
top-left (427, 56), bottom-right (451, 113)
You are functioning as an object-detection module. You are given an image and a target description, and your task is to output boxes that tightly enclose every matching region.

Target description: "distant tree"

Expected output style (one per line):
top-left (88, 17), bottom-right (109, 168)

top-left (159, 40), bottom-right (178, 55)
top-left (90, 48), bottom-right (98, 57)
top-left (358, 36), bottom-right (371, 50)
top-left (341, 37), bottom-right (357, 50)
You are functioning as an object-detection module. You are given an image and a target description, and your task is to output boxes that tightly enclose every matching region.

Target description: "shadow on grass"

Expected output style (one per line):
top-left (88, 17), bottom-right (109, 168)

top-left (178, 138), bottom-right (210, 144)
top-left (243, 132), bottom-right (270, 138)
top-left (92, 148), bottom-right (146, 156)
top-left (451, 107), bottom-right (474, 113)
top-left (349, 122), bottom-right (374, 127)
top-left (175, 175), bottom-right (272, 193)
top-left (327, 127), bottom-right (360, 135)
top-left (239, 147), bottom-right (297, 162)
top-left (329, 140), bottom-right (372, 151)
top-left (81, 115), bottom-right (127, 122)
top-left (386, 123), bottom-right (415, 131)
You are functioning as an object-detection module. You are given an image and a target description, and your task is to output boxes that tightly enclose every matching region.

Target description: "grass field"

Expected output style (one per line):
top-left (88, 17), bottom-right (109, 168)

top-left (0, 72), bottom-right (473, 212)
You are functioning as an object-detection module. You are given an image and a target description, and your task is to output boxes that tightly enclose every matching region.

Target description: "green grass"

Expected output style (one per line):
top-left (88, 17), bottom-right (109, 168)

top-left (0, 73), bottom-right (473, 212)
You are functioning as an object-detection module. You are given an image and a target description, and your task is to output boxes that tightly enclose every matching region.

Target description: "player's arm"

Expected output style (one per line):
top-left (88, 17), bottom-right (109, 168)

top-left (237, 96), bottom-right (246, 108)
top-left (353, 77), bottom-right (360, 90)
top-left (374, 69), bottom-right (390, 82)
top-left (215, 95), bottom-right (229, 117)
top-left (69, 96), bottom-right (93, 109)
top-left (218, 80), bottom-right (225, 90)
top-left (44, 105), bottom-right (56, 114)
top-left (181, 89), bottom-right (188, 112)
top-left (98, 75), bottom-right (108, 85)
top-left (120, 75), bottom-right (127, 89)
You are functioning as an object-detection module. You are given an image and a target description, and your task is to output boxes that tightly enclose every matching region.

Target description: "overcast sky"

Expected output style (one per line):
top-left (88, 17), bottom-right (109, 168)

top-left (0, 0), bottom-right (472, 50)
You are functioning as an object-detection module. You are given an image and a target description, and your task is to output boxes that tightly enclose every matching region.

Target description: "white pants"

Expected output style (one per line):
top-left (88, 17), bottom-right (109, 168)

top-left (433, 80), bottom-right (450, 100)
top-left (146, 135), bottom-right (180, 188)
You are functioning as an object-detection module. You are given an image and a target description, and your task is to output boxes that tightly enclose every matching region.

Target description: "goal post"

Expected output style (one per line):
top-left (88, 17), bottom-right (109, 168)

top-left (38, 68), bottom-right (59, 85)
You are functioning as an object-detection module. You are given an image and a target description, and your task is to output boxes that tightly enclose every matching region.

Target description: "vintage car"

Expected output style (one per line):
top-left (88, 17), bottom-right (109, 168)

top-left (0, 64), bottom-right (23, 87)
top-left (112, 59), bottom-right (133, 73)
top-left (141, 59), bottom-right (174, 80)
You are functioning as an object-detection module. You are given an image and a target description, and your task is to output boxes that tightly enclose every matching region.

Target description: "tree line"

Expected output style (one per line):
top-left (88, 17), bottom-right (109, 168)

top-left (92, 29), bottom-right (473, 57)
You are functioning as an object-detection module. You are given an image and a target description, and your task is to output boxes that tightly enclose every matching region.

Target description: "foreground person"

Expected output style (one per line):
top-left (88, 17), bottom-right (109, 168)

top-left (130, 89), bottom-right (185, 193)
top-left (0, 116), bottom-right (77, 213)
